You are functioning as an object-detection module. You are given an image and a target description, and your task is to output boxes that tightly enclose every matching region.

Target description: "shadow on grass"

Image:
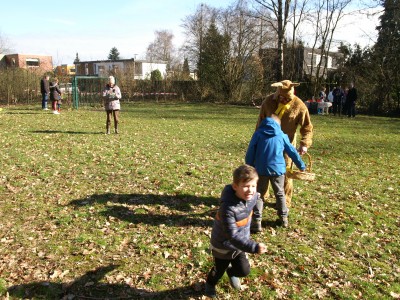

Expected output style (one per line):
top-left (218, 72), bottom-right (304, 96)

top-left (69, 193), bottom-right (219, 227)
top-left (31, 130), bottom-right (104, 135)
top-left (5, 111), bottom-right (42, 115)
top-left (7, 264), bottom-right (203, 299)
top-left (261, 202), bottom-right (282, 228)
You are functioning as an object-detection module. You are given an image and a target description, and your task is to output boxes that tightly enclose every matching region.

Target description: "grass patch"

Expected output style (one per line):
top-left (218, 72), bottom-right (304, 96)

top-left (0, 103), bottom-right (399, 299)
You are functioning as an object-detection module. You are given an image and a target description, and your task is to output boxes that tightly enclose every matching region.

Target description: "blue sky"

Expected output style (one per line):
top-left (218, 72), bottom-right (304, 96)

top-left (1, 0), bottom-right (380, 65)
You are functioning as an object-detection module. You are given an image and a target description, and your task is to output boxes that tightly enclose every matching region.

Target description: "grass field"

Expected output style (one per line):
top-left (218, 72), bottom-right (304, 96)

top-left (0, 103), bottom-right (399, 300)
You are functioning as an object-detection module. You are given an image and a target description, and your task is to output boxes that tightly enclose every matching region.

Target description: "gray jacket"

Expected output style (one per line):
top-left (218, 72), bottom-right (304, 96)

top-left (210, 185), bottom-right (260, 259)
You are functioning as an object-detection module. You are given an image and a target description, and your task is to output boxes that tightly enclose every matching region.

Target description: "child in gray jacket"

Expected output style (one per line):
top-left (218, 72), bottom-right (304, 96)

top-left (205, 165), bottom-right (267, 298)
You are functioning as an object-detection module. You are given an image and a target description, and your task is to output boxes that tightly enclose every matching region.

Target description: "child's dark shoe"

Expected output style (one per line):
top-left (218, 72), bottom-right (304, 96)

top-left (277, 216), bottom-right (289, 228)
top-left (205, 282), bottom-right (216, 298)
top-left (250, 220), bottom-right (262, 233)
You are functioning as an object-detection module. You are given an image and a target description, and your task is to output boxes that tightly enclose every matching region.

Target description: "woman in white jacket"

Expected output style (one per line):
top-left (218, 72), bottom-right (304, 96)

top-left (103, 76), bottom-right (122, 134)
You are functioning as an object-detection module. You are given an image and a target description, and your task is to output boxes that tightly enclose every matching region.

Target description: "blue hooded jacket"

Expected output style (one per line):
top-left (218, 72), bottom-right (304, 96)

top-left (245, 117), bottom-right (306, 176)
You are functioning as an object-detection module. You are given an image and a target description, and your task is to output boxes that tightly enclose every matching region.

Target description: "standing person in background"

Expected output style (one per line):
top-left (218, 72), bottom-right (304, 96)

top-left (342, 87), bottom-right (349, 115)
top-left (327, 90), bottom-right (333, 114)
top-left (327, 89), bottom-right (334, 114)
top-left (49, 77), bottom-right (62, 115)
top-left (103, 76), bottom-right (122, 134)
top-left (327, 89), bottom-right (334, 103)
top-left (317, 87), bottom-right (326, 114)
top-left (332, 86), bottom-right (344, 116)
top-left (346, 83), bottom-right (358, 118)
top-left (319, 87), bottom-right (326, 102)
top-left (40, 75), bottom-right (50, 110)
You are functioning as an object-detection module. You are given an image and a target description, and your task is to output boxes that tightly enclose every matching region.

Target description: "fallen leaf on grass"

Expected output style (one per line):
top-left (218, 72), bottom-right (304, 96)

top-left (390, 291), bottom-right (400, 299)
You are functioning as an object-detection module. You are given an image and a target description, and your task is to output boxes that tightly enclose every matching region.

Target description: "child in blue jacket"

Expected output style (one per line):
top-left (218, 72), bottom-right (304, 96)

top-left (245, 114), bottom-right (305, 231)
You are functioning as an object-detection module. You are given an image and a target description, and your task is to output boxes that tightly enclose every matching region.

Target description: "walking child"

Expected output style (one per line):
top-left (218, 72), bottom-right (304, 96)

top-left (245, 114), bottom-right (306, 231)
top-left (205, 164), bottom-right (267, 298)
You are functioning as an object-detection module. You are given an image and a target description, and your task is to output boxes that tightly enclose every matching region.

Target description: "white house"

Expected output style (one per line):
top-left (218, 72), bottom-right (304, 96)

top-left (75, 58), bottom-right (167, 79)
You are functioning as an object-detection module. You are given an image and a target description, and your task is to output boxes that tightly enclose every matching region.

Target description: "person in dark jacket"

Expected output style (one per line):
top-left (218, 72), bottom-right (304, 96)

top-left (40, 75), bottom-right (50, 110)
top-left (49, 78), bottom-right (62, 115)
top-left (332, 86), bottom-right (344, 116)
top-left (205, 165), bottom-right (267, 298)
top-left (245, 114), bottom-right (306, 231)
top-left (346, 83), bottom-right (358, 118)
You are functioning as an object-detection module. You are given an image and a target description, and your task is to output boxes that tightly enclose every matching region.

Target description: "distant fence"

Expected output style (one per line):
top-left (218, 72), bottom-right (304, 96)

top-left (1, 70), bottom-right (398, 116)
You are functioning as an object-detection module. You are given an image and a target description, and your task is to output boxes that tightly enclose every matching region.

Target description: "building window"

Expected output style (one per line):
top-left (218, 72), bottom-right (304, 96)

top-left (26, 58), bottom-right (40, 67)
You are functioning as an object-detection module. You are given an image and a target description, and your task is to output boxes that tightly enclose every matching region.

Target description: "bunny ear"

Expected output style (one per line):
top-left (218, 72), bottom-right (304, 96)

top-left (271, 82), bottom-right (283, 88)
top-left (291, 82), bottom-right (300, 87)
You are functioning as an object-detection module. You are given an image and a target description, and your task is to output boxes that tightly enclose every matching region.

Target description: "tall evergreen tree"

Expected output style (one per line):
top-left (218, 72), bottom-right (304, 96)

top-left (197, 21), bottom-right (230, 100)
top-left (373, 0), bottom-right (400, 114)
top-left (108, 47), bottom-right (120, 60)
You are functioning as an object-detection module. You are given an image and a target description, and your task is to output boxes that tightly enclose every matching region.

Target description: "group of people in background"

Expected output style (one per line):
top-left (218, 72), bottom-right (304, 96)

top-left (306, 83), bottom-right (358, 117)
top-left (40, 75), bottom-right (122, 128)
top-left (40, 74), bottom-right (62, 114)
top-left (326, 83), bottom-right (358, 117)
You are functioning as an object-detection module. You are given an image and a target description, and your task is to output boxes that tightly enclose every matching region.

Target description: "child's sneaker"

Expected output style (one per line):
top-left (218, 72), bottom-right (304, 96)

top-left (229, 276), bottom-right (241, 290)
top-left (205, 282), bottom-right (216, 298)
top-left (277, 216), bottom-right (289, 228)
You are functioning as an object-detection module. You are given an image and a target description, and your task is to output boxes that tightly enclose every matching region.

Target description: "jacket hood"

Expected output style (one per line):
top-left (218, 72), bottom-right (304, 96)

top-left (258, 117), bottom-right (281, 138)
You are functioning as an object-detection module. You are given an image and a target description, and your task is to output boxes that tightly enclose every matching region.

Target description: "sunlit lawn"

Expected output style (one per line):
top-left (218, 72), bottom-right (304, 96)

top-left (0, 102), bottom-right (399, 299)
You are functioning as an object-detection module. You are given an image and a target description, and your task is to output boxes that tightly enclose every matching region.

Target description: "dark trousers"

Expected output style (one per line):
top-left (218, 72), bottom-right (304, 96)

top-left (254, 175), bottom-right (288, 219)
top-left (206, 252), bottom-right (250, 286)
top-left (332, 101), bottom-right (341, 115)
top-left (347, 102), bottom-right (356, 117)
top-left (41, 93), bottom-right (48, 109)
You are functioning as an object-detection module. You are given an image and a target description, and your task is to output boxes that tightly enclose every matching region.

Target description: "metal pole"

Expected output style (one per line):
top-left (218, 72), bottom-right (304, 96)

top-left (73, 76), bottom-right (78, 109)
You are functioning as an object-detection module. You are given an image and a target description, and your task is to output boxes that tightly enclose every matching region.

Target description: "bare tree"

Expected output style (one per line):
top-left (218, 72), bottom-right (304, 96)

top-left (181, 4), bottom-right (217, 70)
top-left (220, 0), bottom-right (273, 100)
top-left (146, 30), bottom-right (175, 66)
top-left (303, 0), bottom-right (352, 94)
top-left (181, 4), bottom-right (217, 99)
top-left (286, 0), bottom-right (310, 79)
top-left (181, 1), bottom-right (270, 101)
top-left (252, 0), bottom-right (291, 80)
top-left (0, 31), bottom-right (12, 54)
